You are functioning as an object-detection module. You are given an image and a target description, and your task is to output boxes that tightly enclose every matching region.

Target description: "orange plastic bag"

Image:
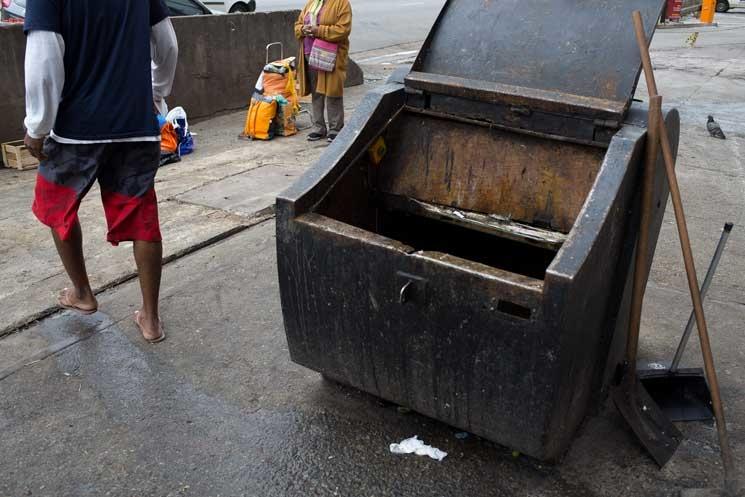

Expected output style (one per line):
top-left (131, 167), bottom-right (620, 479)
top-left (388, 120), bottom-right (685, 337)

top-left (242, 95), bottom-right (277, 140)
top-left (263, 72), bottom-right (289, 97)
top-left (262, 58), bottom-right (300, 115)
top-left (161, 122), bottom-right (178, 153)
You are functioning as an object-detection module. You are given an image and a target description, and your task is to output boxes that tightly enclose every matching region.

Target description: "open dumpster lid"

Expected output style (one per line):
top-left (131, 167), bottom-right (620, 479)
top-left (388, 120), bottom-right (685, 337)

top-left (406, 0), bottom-right (664, 123)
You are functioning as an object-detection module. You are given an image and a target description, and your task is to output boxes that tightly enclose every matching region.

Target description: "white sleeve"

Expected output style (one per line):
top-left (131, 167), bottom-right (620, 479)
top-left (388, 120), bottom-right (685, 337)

top-left (151, 17), bottom-right (179, 113)
top-left (24, 31), bottom-right (65, 139)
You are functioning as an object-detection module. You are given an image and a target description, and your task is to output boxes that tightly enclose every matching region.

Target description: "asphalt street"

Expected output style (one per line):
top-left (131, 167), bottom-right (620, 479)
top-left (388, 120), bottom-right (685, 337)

top-left (217, 0), bottom-right (447, 52)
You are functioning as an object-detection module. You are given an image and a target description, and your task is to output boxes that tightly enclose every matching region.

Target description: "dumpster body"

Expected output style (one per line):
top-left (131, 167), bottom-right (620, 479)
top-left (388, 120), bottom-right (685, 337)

top-left (276, 0), bottom-right (678, 460)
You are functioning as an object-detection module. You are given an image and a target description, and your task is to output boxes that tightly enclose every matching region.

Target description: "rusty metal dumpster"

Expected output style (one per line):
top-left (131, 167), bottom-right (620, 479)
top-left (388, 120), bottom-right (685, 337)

top-left (276, 0), bottom-right (678, 460)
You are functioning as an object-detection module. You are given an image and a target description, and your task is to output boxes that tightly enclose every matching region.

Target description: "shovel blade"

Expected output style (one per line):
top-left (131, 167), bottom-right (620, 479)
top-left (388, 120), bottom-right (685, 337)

top-left (611, 377), bottom-right (682, 467)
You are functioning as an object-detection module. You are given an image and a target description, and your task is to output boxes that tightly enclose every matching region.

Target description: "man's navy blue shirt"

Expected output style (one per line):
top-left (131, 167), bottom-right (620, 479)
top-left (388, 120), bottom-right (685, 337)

top-left (24, 0), bottom-right (169, 140)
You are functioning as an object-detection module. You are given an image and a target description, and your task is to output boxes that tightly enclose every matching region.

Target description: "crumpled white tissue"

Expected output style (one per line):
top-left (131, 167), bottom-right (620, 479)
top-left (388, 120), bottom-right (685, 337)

top-left (389, 435), bottom-right (448, 461)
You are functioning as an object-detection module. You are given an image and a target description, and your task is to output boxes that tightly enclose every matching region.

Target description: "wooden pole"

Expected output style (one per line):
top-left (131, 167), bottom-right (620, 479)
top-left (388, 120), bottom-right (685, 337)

top-left (625, 94), bottom-right (662, 375)
top-left (632, 11), bottom-right (736, 492)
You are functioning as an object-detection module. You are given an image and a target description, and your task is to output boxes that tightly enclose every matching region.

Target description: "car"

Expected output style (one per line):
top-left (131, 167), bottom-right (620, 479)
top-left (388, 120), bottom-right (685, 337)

top-left (0, 0), bottom-right (22, 22)
top-left (203, 0), bottom-right (257, 13)
top-left (716, 0), bottom-right (745, 12)
top-left (1, 0), bottom-right (216, 21)
top-left (163, 0), bottom-right (216, 16)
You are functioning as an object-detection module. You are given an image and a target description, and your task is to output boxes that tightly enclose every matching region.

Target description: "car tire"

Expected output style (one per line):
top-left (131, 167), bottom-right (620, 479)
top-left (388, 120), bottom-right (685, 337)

top-left (229, 0), bottom-right (256, 13)
top-left (715, 0), bottom-right (729, 12)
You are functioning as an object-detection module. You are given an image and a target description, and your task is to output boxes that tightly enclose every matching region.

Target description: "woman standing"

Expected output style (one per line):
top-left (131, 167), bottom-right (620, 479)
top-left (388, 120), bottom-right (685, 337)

top-left (295, 0), bottom-right (352, 142)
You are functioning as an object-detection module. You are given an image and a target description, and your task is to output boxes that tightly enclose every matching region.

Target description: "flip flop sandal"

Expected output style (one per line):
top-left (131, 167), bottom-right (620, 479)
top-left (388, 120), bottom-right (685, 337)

top-left (58, 288), bottom-right (98, 315)
top-left (134, 311), bottom-right (166, 344)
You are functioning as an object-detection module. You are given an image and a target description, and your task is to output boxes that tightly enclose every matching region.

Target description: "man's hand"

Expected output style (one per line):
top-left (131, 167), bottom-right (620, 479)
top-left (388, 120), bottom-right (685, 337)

top-left (24, 133), bottom-right (47, 161)
top-left (154, 98), bottom-right (166, 116)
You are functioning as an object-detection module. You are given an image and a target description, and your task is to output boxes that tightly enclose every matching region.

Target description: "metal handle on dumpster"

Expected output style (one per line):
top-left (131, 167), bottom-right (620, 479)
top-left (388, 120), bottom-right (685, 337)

top-left (396, 272), bottom-right (427, 305)
top-left (399, 281), bottom-right (413, 304)
top-left (670, 222), bottom-right (733, 373)
top-left (266, 42), bottom-right (284, 64)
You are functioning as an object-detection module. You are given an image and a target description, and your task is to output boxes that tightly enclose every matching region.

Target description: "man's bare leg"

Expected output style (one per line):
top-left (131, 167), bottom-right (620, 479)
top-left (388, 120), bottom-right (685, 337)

top-left (52, 221), bottom-right (98, 312)
top-left (133, 240), bottom-right (163, 341)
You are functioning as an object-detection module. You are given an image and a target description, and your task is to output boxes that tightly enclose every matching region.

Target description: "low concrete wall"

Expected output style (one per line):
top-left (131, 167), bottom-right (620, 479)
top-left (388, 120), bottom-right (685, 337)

top-left (0, 11), bottom-right (363, 150)
top-left (170, 11), bottom-right (299, 121)
top-left (0, 23), bottom-right (28, 148)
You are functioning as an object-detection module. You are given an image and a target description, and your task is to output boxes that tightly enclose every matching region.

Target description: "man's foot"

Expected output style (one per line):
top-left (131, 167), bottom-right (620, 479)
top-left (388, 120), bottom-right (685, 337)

top-left (134, 310), bottom-right (166, 344)
top-left (58, 287), bottom-right (98, 315)
top-left (327, 133), bottom-right (338, 142)
top-left (307, 132), bottom-right (326, 142)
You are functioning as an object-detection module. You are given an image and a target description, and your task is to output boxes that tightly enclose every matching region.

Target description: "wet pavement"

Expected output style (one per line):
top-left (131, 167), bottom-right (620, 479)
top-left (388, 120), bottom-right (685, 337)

top-left (0, 220), bottom-right (742, 497)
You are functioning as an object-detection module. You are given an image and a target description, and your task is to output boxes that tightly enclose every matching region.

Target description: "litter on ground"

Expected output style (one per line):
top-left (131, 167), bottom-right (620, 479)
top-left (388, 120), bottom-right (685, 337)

top-left (389, 436), bottom-right (447, 461)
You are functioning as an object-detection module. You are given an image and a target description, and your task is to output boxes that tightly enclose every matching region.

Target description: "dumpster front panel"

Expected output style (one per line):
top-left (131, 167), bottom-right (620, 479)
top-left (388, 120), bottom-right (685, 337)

top-left (278, 212), bottom-right (567, 458)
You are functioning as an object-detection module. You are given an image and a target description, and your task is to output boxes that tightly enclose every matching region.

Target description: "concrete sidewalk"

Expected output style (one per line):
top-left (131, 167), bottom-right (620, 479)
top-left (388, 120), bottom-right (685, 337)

top-left (1, 15), bottom-right (745, 497)
top-left (0, 82), bottom-right (372, 336)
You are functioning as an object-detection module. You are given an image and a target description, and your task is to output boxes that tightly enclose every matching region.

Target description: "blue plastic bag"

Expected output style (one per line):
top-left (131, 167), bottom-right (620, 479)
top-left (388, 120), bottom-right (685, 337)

top-left (165, 107), bottom-right (195, 156)
top-left (175, 118), bottom-right (194, 156)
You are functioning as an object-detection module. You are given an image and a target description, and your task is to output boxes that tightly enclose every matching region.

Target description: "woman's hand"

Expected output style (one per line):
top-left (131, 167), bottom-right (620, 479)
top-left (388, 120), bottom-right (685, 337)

top-left (302, 25), bottom-right (319, 37)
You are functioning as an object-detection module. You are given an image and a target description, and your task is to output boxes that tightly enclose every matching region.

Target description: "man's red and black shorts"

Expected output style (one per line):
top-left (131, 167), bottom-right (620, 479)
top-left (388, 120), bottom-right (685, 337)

top-left (32, 140), bottom-right (162, 246)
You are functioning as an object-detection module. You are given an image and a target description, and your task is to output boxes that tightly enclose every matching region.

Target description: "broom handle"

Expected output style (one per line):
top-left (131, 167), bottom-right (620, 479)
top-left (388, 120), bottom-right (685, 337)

top-left (632, 11), bottom-right (735, 488)
top-left (670, 222), bottom-right (733, 373)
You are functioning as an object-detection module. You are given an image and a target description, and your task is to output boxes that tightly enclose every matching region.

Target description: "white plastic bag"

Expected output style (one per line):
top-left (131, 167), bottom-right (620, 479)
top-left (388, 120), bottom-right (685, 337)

top-left (165, 106), bottom-right (189, 133)
top-left (389, 436), bottom-right (447, 461)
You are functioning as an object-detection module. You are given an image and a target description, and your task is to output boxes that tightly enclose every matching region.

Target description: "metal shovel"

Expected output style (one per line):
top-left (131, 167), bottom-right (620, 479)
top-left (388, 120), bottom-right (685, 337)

top-left (609, 93), bottom-right (682, 468)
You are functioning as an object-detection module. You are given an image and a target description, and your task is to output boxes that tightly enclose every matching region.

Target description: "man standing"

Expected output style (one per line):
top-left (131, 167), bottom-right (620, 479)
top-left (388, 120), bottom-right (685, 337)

top-left (23, 0), bottom-right (178, 343)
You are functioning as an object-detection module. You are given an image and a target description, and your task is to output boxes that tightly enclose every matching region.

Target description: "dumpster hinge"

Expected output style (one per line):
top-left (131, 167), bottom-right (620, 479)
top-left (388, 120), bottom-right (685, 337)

top-left (593, 118), bottom-right (621, 143)
top-left (405, 87), bottom-right (427, 109)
